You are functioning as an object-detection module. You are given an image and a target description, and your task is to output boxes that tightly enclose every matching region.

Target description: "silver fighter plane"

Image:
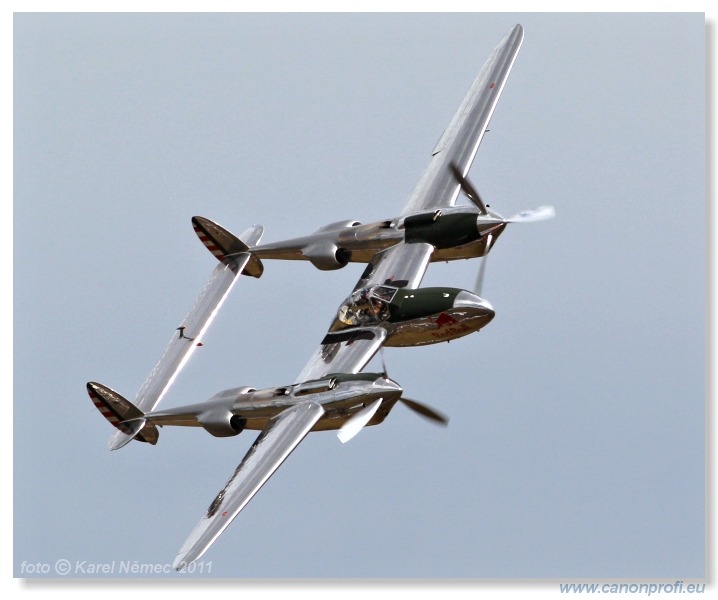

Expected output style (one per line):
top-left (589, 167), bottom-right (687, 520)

top-left (87, 24), bottom-right (553, 570)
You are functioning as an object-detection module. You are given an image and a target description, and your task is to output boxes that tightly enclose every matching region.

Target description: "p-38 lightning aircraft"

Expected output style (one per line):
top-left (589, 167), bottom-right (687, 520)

top-left (87, 24), bottom-right (553, 570)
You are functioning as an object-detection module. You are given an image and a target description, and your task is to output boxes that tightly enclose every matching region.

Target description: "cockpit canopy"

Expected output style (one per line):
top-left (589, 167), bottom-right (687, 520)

top-left (337, 284), bottom-right (397, 326)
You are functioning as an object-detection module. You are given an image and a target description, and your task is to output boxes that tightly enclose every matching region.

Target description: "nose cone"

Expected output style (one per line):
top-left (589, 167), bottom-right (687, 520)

top-left (476, 219), bottom-right (507, 257)
top-left (453, 290), bottom-right (495, 319)
top-left (477, 219), bottom-right (507, 238)
top-left (452, 291), bottom-right (495, 333)
top-left (373, 376), bottom-right (403, 398)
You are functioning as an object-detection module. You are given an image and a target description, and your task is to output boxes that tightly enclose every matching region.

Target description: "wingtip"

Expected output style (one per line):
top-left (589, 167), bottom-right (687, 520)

top-left (172, 544), bottom-right (207, 572)
top-left (511, 24), bottom-right (524, 43)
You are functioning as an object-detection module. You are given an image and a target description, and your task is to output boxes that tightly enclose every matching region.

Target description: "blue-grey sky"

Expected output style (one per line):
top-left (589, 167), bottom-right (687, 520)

top-left (13, 11), bottom-right (705, 582)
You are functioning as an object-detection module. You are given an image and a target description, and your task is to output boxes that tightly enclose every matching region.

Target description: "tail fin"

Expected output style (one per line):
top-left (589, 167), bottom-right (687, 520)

top-left (87, 382), bottom-right (159, 449)
top-left (192, 216), bottom-right (264, 278)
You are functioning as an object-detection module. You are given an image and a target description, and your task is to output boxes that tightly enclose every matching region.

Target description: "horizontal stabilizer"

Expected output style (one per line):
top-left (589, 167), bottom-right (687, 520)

top-left (87, 382), bottom-right (159, 448)
top-left (106, 226), bottom-right (264, 451)
top-left (192, 216), bottom-right (264, 278)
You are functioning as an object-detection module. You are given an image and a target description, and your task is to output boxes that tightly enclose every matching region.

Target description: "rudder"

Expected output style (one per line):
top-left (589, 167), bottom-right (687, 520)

top-left (192, 216), bottom-right (264, 278)
top-left (87, 382), bottom-right (159, 448)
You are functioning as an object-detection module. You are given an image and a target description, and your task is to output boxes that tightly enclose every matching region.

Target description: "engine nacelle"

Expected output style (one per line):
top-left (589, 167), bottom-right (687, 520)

top-left (198, 408), bottom-right (247, 438)
top-left (302, 241), bottom-right (351, 271)
top-left (404, 211), bottom-right (482, 249)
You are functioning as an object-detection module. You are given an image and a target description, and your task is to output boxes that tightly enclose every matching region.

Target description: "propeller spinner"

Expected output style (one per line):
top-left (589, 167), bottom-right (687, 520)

top-left (449, 161), bottom-right (555, 297)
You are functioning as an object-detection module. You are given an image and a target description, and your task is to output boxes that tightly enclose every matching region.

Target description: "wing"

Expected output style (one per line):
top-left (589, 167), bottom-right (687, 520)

top-left (400, 24), bottom-right (523, 216)
top-left (173, 401), bottom-right (325, 570)
top-left (108, 224), bottom-right (263, 450)
top-left (351, 241), bottom-right (434, 292)
top-left (294, 242), bottom-right (433, 382)
top-left (295, 326), bottom-right (388, 383)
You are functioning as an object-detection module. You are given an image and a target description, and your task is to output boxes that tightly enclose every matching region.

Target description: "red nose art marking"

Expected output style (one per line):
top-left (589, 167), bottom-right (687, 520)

top-left (222, 512), bottom-right (228, 517)
top-left (489, 82), bottom-right (495, 89)
top-left (436, 313), bottom-right (458, 328)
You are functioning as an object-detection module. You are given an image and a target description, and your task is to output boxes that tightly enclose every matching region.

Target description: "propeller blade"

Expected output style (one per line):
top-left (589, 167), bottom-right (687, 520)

top-left (337, 398), bottom-right (383, 443)
top-left (475, 255), bottom-right (488, 297)
top-left (506, 205), bottom-right (556, 223)
top-left (399, 397), bottom-right (449, 426)
top-left (450, 162), bottom-right (488, 215)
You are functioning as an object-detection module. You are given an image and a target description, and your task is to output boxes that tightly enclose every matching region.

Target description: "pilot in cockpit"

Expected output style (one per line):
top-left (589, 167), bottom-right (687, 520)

top-left (338, 285), bottom-right (394, 327)
top-left (369, 297), bottom-right (386, 318)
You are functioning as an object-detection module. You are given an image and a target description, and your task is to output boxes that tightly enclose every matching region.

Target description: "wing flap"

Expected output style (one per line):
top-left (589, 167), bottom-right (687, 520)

top-left (173, 401), bottom-right (325, 570)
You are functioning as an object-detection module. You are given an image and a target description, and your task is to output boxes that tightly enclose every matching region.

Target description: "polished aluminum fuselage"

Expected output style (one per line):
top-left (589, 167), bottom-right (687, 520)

top-left (383, 290), bottom-right (495, 347)
top-left (330, 285), bottom-right (495, 348)
top-left (250, 206), bottom-right (508, 265)
top-left (144, 374), bottom-right (402, 433)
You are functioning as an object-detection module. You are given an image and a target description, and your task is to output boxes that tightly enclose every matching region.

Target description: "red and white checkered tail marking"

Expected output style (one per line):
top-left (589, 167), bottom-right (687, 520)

top-left (191, 216), bottom-right (264, 278)
top-left (193, 224), bottom-right (228, 261)
top-left (86, 382), bottom-right (159, 445)
top-left (191, 216), bottom-right (247, 263)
